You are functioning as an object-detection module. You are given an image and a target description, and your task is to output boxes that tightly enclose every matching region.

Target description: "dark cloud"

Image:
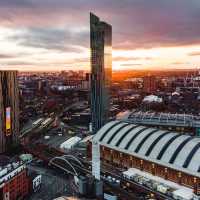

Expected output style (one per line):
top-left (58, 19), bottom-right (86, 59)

top-left (112, 0), bottom-right (200, 49)
top-left (0, 0), bottom-right (32, 7)
top-left (0, 0), bottom-right (87, 27)
top-left (0, 52), bottom-right (34, 60)
top-left (188, 52), bottom-right (200, 56)
top-left (6, 61), bottom-right (35, 66)
top-left (0, 54), bottom-right (16, 59)
top-left (0, 0), bottom-right (200, 50)
top-left (8, 27), bottom-right (89, 52)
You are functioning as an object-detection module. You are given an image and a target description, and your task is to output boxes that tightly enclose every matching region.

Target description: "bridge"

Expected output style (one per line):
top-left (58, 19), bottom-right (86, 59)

top-left (23, 143), bottom-right (176, 200)
top-left (48, 155), bottom-right (85, 176)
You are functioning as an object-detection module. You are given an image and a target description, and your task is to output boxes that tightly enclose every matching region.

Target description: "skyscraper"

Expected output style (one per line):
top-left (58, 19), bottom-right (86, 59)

top-left (90, 13), bottom-right (112, 133)
top-left (143, 75), bottom-right (156, 93)
top-left (0, 71), bottom-right (19, 153)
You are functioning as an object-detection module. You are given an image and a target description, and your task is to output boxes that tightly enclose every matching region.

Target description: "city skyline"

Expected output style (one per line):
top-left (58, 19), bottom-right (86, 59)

top-left (0, 0), bottom-right (200, 71)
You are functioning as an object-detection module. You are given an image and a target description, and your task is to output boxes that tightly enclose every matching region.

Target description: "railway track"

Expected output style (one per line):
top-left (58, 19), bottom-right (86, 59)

top-left (23, 144), bottom-right (175, 200)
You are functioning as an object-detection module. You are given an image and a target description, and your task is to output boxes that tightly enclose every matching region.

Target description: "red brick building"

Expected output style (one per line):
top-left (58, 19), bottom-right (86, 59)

top-left (0, 161), bottom-right (29, 200)
top-left (88, 120), bottom-right (200, 195)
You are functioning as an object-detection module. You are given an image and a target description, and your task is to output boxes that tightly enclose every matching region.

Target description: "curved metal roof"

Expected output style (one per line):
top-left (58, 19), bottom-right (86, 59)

top-left (93, 120), bottom-right (200, 177)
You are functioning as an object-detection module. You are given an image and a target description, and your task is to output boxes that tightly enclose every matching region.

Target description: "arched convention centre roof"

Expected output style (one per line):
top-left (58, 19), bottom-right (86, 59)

top-left (93, 120), bottom-right (200, 177)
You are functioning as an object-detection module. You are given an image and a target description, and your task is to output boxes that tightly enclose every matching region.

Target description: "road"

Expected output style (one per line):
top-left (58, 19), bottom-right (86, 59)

top-left (20, 100), bottom-right (88, 140)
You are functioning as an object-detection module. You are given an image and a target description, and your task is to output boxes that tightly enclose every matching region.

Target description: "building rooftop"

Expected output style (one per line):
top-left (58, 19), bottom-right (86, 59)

top-left (125, 111), bottom-right (200, 128)
top-left (143, 95), bottom-right (163, 103)
top-left (124, 168), bottom-right (194, 200)
top-left (93, 120), bottom-right (200, 177)
top-left (0, 160), bottom-right (26, 185)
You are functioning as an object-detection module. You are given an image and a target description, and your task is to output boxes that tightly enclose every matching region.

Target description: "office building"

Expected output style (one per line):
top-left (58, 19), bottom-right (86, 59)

top-left (90, 13), bottom-right (112, 133)
top-left (0, 161), bottom-right (29, 200)
top-left (0, 71), bottom-right (19, 153)
top-left (143, 75), bottom-right (156, 93)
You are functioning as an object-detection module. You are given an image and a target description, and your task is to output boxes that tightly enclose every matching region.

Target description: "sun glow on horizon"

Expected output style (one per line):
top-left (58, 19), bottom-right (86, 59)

top-left (0, 27), bottom-right (200, 72)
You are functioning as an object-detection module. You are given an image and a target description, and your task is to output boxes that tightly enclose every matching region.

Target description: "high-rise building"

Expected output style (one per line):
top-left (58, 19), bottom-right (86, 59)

top-left (0, 71), bottom-right (19, 153)
top-left (90, 13), bottom-right (112, 133)
top-left (143, 75), bottom-right (156, 93)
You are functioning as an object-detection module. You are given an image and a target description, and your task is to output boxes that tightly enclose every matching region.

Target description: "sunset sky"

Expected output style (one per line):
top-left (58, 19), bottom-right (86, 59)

top-left (0, 0), bottom-right (200, 71)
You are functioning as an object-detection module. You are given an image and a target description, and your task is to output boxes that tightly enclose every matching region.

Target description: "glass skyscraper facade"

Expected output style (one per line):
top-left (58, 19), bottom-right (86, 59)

top-left (90, 13), bottom-right (112, 133)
